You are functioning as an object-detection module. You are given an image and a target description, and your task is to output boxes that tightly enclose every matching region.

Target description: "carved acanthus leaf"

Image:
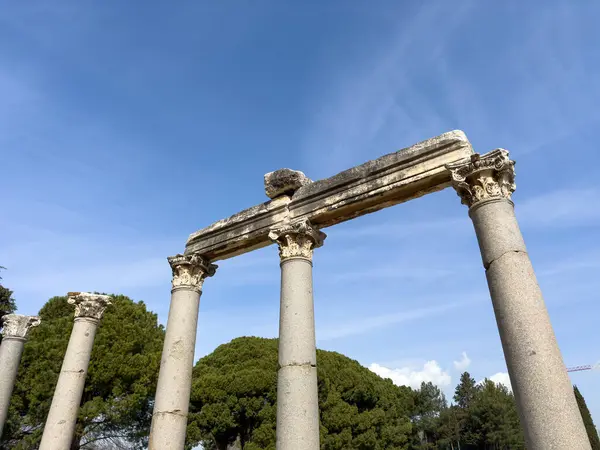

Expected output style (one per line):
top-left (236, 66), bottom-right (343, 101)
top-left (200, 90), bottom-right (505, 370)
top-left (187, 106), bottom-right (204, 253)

top-left (168, 253), bottom-right (217, 291)
top-left (268, 219), bottom-right (326, 261)
top-left (446, 149), bottom-right (516, 207)
top-left (1, 314), bottom-right (41, 339)
top-left (68, 292), bottom-right (112, 321)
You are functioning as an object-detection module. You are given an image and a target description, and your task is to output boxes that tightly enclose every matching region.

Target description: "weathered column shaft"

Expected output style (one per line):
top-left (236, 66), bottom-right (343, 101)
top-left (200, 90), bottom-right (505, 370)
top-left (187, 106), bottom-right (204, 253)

top-left (270, 220), bottom-right (325, 450)
top-left (148, 253), bottom-right (216, 450)
top-left (40, 318), bottom-right (98, 449)
top-left (0, 315), bottom-right (40, 438)
top-left (448, 150), bottom-right (591, 450)
top-left (0, 339), bottom-right (24, 438)
top-left (39, 293), bottom-right (111, 450)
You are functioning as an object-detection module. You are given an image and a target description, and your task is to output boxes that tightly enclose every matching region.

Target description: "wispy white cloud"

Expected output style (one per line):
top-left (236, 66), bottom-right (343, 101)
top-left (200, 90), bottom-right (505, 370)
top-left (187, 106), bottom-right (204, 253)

top-left (331, 217), bottom-right (469, 240)
top-left (329, 187), bottom-right (600, 244)
top-left (501, 4), bottom-right (600, 154)
top-left (517, 188), bottom-right (600, 229)
top-left (302, 2), bottom-right (477, 176)
top-left (317, 301), bottom-right (472, 341)
top-left (369, 361), bottom-right (452, 390)
top-left (9, 257), bottom-right (169, 298)
top-left (0, 221), bottom-right (181, 316)
top-left (329, 263), bottom-right (455, 284)
top-left (453, 352), bottom-right (471, 371)
top-left (302, 1), bottom-right (600, 185)
top-left (537, 253), bottom-right (600, 278)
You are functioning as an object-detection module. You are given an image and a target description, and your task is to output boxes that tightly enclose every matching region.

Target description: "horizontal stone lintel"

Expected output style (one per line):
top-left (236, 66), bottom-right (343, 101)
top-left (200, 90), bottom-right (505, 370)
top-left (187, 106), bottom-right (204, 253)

top-left (185, 130), bottom-right (474, 260)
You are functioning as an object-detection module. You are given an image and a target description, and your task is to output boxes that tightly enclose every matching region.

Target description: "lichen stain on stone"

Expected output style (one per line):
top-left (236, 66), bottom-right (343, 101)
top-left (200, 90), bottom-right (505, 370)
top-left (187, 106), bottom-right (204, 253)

top-left (169, 339), bottom-right (185, 360)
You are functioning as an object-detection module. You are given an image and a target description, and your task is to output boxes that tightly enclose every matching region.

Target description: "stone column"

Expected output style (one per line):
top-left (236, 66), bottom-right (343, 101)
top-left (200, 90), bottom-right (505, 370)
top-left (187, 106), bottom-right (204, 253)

top-left (148, 253), bottom-right (216, 450)
top-left (269, 219), bottom-right (325, 450)
top-left (447, 150), bottom-right (591, 450)
top-left (39, 292), bottom-right (111, 450)
top-left (0, 314), bottom-right (41, 438)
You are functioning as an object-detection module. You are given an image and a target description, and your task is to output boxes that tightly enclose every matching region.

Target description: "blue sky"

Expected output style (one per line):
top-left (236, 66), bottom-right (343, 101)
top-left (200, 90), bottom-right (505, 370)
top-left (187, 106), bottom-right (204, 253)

top-left (2, 0), bottom-right (600, 421)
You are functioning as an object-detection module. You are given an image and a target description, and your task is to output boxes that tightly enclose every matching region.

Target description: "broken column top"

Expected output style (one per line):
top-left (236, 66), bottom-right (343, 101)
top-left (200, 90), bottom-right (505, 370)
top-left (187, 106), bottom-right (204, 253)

top-left (264, 168), bottom-right (312, 199)
top-left (1, 314), bottom-right (41, 340)
top-left (67, 292), bottom-right (112, 321)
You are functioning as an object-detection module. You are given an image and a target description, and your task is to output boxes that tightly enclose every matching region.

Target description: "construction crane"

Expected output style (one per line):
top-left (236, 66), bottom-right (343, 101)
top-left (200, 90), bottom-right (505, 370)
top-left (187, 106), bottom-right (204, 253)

top-left (567, 363), bottom-right (600, 373)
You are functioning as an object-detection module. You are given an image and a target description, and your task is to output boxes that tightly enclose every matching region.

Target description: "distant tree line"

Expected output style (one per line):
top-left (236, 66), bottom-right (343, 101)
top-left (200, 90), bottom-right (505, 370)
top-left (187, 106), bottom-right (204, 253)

top-left (186, 337), bottom-right (599, 450)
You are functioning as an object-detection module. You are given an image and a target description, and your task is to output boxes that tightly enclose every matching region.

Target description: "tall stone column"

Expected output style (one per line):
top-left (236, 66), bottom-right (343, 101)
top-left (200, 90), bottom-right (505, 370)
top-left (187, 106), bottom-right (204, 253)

top-left (447, 150), bottom-right (591, 450)
top-left (39, 292), bottom-right (111, 450)
top-left (0, 314), bottom-right (41, 438)
top-left (148, 253), bottom-right (216, 450)
top-left (269, 219), bottom-right (325, 450)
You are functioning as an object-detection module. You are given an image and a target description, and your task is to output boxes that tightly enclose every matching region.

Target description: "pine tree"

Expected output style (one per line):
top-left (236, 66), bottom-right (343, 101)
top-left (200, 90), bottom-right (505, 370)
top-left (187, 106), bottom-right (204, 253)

top-left (187, 337), bottom-right (414, 449)
top-left (470, 379), bottom-right (524, 450)
top-left (409, 382), bottom-right (447, 448)
top-left (574, 385), bottom-right (600, 450)
top-left (453, 372), bottom-right (477, 409)
top-left (452, 372), bottom-right (479, 448)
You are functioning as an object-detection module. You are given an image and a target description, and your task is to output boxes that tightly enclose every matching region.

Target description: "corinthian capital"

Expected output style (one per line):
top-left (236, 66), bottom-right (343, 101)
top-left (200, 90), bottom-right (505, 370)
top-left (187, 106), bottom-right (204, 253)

top-left (1, 314), bottom-right (41, 340)
top-left (168, 253), bottom-right (217, 292)
top-left (446, 149), bottom-right (516, 208)
top-left (268, 219), bottom-right (326, 262)
top-left (68, 292), bottom-right (112, 321)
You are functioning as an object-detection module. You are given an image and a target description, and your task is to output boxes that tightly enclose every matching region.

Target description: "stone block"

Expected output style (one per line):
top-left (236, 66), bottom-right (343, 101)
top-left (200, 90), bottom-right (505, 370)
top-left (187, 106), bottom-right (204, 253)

top-left (264, 168), bottom-right (312, 199)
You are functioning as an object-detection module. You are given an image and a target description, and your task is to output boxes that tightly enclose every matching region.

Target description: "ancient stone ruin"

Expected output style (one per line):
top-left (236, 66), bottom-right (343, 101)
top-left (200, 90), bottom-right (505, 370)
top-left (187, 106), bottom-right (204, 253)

top-left (0, 131), bottom-right (592, 450)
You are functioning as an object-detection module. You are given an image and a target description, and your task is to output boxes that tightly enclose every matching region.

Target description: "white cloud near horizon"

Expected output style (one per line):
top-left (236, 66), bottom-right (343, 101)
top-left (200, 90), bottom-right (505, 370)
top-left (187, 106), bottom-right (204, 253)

top-left (484, 372), bottom-right (512, 392)
top-left (453, 352), bottom-right (471, 371)
top-left (369, 361), bottom-right (452, 390)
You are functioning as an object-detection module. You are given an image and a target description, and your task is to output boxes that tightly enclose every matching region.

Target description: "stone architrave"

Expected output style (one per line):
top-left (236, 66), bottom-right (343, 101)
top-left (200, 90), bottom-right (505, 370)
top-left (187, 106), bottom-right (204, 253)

top-left (269, 219), bottom-right (325, 450)
top-left (39, 292), bottom-right (111, 450)
top-left (0, 314), bottom-right (41, 438)
top-left (186, 131), bottom-right (473, 261)
top-left (447, 150), bottom-right (591, 450)
top-left (148, 253), bottom-right (216, 450)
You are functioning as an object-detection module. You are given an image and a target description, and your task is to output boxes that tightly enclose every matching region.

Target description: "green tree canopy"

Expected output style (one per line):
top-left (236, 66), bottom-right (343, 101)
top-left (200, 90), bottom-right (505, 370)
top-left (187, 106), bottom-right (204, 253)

top-left (0, 266), bottom-right (17, 328)
top-left (433, 373), bottom-right (524, 450)
top-left (468, 379), bottom-right (523, 450)
top-left (187, 336), bottom-right (414, 450)
top-left (0, 294), bottom-right (165, 450)
top-left (411, 381), bottom-right (447, 449)
top-left (453, 372), bottom-right (477, 410)
top-left (574, 385), bottom-right (600, 450)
